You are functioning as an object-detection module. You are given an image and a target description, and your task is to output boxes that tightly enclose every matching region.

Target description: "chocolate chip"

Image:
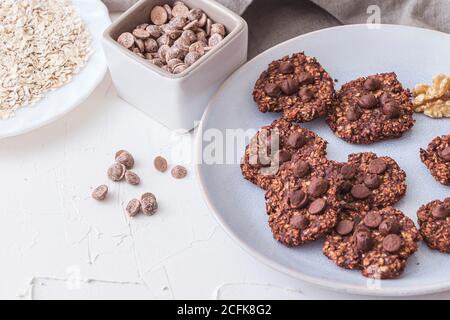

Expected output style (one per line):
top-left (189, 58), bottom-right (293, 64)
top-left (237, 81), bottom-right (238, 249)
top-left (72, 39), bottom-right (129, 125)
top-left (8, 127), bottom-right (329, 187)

top-left (290, 215), bottom-right (309, 230)
top-left (281, 78), bottom-right (299, 95)
top-left (264, 83), bottom-right (281, 97)
top-left (299, 87), bottom-right (314, 102)
top-left (141, 193), bottom-right (158, 216)
top-left (287, 132), bottom-right (307, 149)
top-left (383, 234), bottom-right (402, 253)
top-left (298, 72), bottom-right (315, 85)
top-left (350, 184), bottom-right (371, 200)
top-left (171, 165), bottom-right (188, 179)
top-left (363, 78), bottom-right (381, 91)
top-left (150, 5), bottom-right (168, 25)
top-left (125, 171), bottom-right (141, 185)
top-left (293, 160), bottom-right (310, 178)
top-left (379, 219), bottom-right (400, 235)
top-left (364, 174), bottom-right (381, 189)
top-left (438, 146), bottom-right (450, 161)
top-left (92, 185), bottom-right (108, 201)
top-left (368, 158), bottom-right (387, 174)
top-left (336, 219), bottom-right (354, 236)
top-left (115, 150), bottom-right (135, 169)
top-left (340, 164), bottom-right (358, 179)
top-left (154, 156), bottom-right (168, 172)
top-left (275, 150), bottom-right (292, 164)
top-left (346, 105), bottom-right (362, 121)
top-left (358, 93), bottom-right (379, 109)
top-left (380, 92), bottom-right (392, 105)
top-left (288, 190), bottom-right (308, 209)
top-left (431, 204), bottom-right (450, 219)
top-left (308, 177), bottom-right (329, 197)
top-left (107, 163), bottom-right (126, 182)
top-left (364, 211), bottom-right (383, 228)
top-left (382, 101), bottom-right (401, 119)
top-left (355, 230), bottom-right (373, 252)
top-left (337, 181), bottom-right (352, 195)
top-left (308, 198), bottom-right (327, 215)
top-left (279, 62), bottom-right (294, 74)
top-left (126, 199), bottom-right (142, 217)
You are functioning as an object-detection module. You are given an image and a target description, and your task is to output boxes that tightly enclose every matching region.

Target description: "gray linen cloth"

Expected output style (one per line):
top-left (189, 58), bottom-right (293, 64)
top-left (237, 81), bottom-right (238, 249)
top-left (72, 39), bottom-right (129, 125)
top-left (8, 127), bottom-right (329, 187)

top-left (102, 0), bottom-right (450, 58)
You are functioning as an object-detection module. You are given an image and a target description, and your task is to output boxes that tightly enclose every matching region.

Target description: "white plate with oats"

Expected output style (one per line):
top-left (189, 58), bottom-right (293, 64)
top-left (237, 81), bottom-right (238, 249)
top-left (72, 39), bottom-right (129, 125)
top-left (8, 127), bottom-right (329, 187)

top-left (0, 0), bottom-right (110, 139)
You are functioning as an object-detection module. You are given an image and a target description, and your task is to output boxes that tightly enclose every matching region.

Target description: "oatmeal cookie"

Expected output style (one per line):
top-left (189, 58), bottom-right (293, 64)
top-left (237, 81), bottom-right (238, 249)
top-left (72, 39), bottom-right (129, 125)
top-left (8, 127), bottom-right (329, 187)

top-left (420, 134), bottom-right (450, 186)
top-left (417, 198), bottom-right (450, 253)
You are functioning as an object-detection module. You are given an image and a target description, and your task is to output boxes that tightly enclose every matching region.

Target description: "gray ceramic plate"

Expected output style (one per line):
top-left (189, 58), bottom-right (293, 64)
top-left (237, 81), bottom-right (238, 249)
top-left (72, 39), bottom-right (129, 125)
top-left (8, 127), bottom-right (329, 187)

top-left (196, 24), bottom-right (450, 296)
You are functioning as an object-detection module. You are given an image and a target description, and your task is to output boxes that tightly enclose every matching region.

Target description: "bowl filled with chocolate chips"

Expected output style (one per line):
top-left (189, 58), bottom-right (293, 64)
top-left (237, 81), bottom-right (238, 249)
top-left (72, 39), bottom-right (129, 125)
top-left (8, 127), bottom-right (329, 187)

top-left (103, 0), bottom-right (248, 131)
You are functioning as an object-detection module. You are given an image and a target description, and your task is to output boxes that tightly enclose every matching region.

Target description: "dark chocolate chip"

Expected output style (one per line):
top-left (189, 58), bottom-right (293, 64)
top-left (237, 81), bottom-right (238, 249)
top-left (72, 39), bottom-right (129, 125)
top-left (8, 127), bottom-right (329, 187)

top-left (299, 87), bottom-right (314, 102)
top-left (358, 93), bottom-right (379, 109)
top-left (340, 164), bottom-right (358, 180)
top-left (368, 158), bottom-right (387, 174)
top-left (383, 234), bottom-right (402, 253)
top-left (363, 174), bottom-right (381, 189)
top-left (364, 78), bottom-right (381, 91)
top-left (336, 219), bottom-right (354, 236)
top-left (275, 150), bottom-right (292, 164)
top-left (298, 72), bottom-right (315, 85)
top-left (382, 101), bottom-right (401, 119)
top-left (279, 62), bottom-right (295, 74)
top-left (346, 105), bottom-right (362, 121)
top-left (290, 215), bottom-right (309, 230)
top-left (264, 83), bottom-right (281, 97)
top-left (364, 211), bottom-right (383, 228)
top-left (288, 190), bottom-right (309, 209)
top-left (337, 181), bottom-right (353, 195)
top-left (380, 92), bottom-right (393, 105)
top-left (293, 160), bottom-right (310, 178)
top-left (308, 198), bottom-right (327, 215)
top-left (308, 177), bottom-right (329, 197)
top-left (287, 132), bottom-right (307, 149)
top-left (351, 184), bottom-right (372, 200)
top-left (379, 219), bottom-right (400, 235)
top-left (355, 230), bottom-right (373, 252)
top-left (438, 146), bottom-right (450, 161)
top-left (281, 78), bottom-right (299, 95)
top-left (431, 204), bottom-right (450, 219)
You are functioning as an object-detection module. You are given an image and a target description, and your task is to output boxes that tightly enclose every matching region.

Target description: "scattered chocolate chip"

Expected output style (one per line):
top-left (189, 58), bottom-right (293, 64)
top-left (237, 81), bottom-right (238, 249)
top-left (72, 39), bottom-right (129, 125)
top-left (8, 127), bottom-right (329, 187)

top-left (350, 184), bottom-right (371, 200)
top-left (279, 62), bottom-right (294, 74)
top-left (171, 165), bottom-right (188, 179)
top-left (125, 171), bottom-right (141, 185)
top-left (126, 199), bottom-right (142, 217)
top-left (288, 190), bottom-right (309, 209)
top-left (280, 78), bottom-right (299, 95)
top-left (264, 83), bottom-right (281, 97)
top-left (308, 177), bottom-right (329, 197)
top-left (92, 185), bottom-right (108, 201)
top-left (438, 147), bottom-right (450, 161)
top-left (336, 219), bottom-right (354, 236)
top-left (368, 158), bottom-right (387, 174)
top-left (293, 160), bottom-right (310, 178)
top-left (355, 230), bottom-right (373, 252)
top-left (154, 156), bottom-right (168, 172)
top-left (299, 87), bottom-right (314, 102)
top-left (298, 72), bottom-right (315, 85)
top-left (115, 150), bottom-right (135, 169)
top-left (287, 132), bottom-right (307, 149)
top-left (431, 204), bottom-right (450, 219)
top-left (346, 105), bottom-right (362, 121)
top-left (358, 93), bottom-right (379, 109)
top-left (382, 101), bottom-right (401, 119)
top-left (364, 174), bottom-right (381, 189)
top-left (363, 78), bottom-right (381, 91)
top-left (364, 211), bottom-right (383, 228)
top-left (290, 215), bottom-right (309, 230)
top-left (340, 164), bottom-right (358, 179)
top-left (308, 198), bottom-right (327, 215)
top-left (141, 193), bottom-right (158, 215)
top-left (379, 219), bottom-right (400, 235)
top-left (383, 234), bottom-right (402, 253)
top-left (107, 163), bottom-right (126, 182)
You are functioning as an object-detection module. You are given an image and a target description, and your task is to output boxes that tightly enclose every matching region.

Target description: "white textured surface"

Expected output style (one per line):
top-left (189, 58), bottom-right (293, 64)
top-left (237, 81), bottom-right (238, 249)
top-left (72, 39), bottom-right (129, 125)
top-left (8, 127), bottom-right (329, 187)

top-left (0, 14), bottom-right (449, 301)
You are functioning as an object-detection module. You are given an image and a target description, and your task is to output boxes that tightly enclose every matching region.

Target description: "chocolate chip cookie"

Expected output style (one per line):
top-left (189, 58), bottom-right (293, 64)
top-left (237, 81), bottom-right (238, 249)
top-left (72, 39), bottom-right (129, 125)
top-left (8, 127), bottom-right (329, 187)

top-left (266, 159), bottom-right (339, 246)
top-left (417, 198), bottom-right (450, 253)
top-left (420, 134), bottom-right (450, 186)
top-left (328, 152), bottom-right (407, 211)
top-left (241, 119), bottom-right (328, 190)
top-left (253, 52), bottom-right (335, 122)
top-left (323, 207), bottom-right (421, 279)
top-left (327, 73), bottom-right (415, 144)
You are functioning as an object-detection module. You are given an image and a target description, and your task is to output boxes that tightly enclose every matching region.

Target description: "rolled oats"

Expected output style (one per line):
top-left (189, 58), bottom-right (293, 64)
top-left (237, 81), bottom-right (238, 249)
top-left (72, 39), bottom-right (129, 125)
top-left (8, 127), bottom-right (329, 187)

top-left (412, 74), bottom-right (450, 118)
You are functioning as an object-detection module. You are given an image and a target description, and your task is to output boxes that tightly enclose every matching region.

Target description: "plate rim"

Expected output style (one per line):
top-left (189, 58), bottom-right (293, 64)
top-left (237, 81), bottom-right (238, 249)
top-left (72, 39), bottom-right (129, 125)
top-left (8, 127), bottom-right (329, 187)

top-left (0, 0), bottom-right (111, 139)
top-left (195, 23), bottom-right (450, 297)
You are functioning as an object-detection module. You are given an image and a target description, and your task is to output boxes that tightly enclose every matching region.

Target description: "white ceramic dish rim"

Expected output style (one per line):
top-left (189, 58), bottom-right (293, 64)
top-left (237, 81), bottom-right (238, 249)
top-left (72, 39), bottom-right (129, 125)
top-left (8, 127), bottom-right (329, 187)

top-left (195, 23), bottom-right (450, 297)
top-left (0, 0), bottom-right (110, 139)
top-left (103, 0), bottom-right (247, 80)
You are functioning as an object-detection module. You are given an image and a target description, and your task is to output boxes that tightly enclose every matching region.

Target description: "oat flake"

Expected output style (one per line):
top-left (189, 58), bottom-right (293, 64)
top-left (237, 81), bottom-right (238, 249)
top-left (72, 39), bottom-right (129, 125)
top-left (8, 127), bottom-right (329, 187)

top-left (0, 0), bottom-right (91, 119)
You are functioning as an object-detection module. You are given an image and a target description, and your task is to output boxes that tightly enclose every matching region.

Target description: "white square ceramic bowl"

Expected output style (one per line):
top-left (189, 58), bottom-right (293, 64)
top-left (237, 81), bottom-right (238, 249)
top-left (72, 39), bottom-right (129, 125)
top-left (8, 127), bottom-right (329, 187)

top-left (102, 0), bottom-right (248, 131)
